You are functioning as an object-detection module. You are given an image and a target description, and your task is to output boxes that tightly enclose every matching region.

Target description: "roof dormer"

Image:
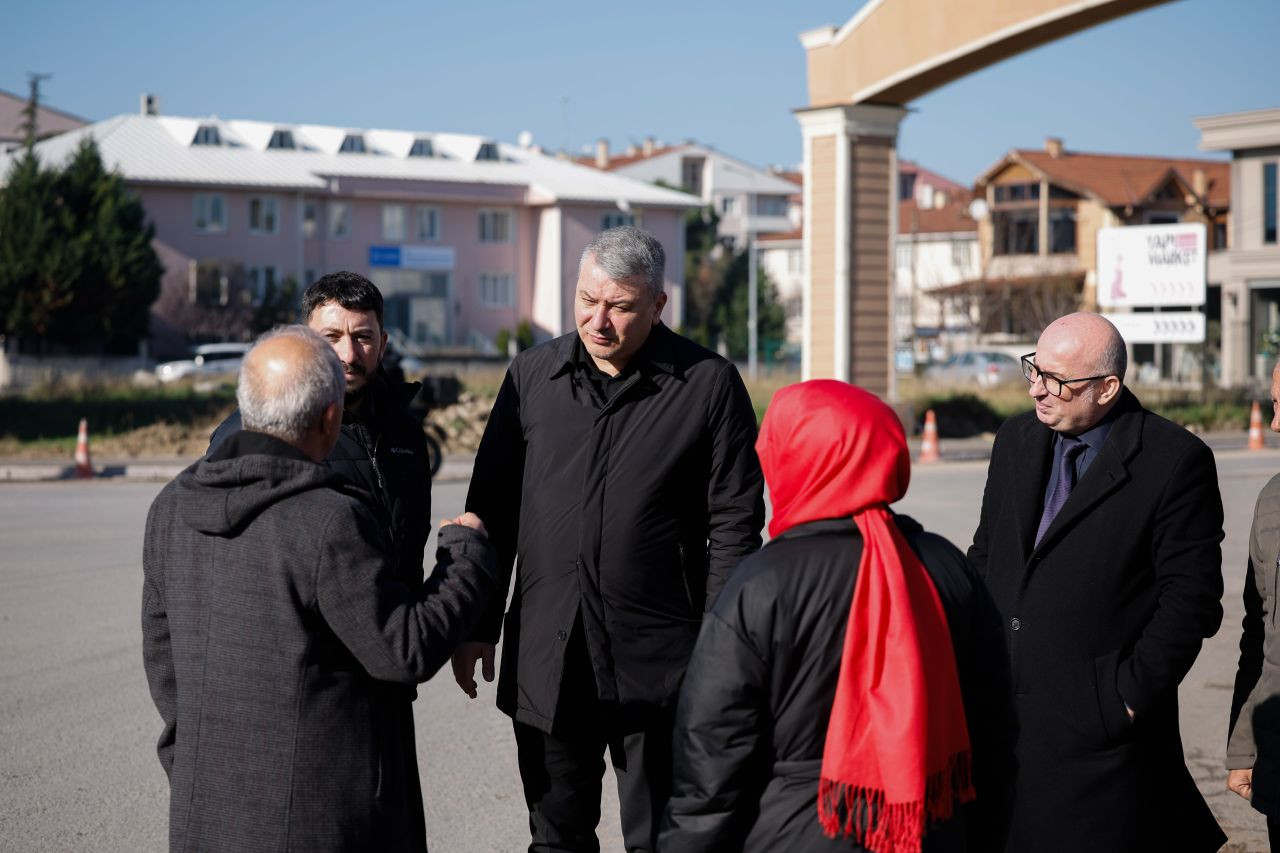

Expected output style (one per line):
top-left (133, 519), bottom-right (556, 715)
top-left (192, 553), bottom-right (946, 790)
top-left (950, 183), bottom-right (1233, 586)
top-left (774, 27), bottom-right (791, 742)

top-left (192, 124), bottom-right (222, 146)
top-left (476, 141), bottom-right (500, 162)
top-left (408, 138), bottom-right (435, 158)
top-left (339, 134), bottom-right (367, 154)
top-left (267, 129), bottom-right (296, 150)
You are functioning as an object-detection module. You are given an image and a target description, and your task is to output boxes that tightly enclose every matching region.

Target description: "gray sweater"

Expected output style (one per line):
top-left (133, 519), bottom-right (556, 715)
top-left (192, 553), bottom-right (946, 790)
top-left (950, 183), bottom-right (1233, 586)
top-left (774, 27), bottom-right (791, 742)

top-left (142, 431), bottom-right (496, 852)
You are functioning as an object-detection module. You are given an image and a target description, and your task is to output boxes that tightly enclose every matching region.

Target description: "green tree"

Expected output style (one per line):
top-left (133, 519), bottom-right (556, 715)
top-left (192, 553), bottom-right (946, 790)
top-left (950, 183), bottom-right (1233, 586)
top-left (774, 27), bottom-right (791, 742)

top-left (678, 204), bottom-right (787, 361)
top-left (0, 138), bottom-right (162, 353)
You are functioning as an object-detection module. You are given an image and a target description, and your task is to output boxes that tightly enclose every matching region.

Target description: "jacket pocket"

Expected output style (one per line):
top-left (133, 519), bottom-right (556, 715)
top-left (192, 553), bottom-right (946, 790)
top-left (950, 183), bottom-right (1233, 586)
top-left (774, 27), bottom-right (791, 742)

top-left (1093, 649), bottom-right (1134, 745)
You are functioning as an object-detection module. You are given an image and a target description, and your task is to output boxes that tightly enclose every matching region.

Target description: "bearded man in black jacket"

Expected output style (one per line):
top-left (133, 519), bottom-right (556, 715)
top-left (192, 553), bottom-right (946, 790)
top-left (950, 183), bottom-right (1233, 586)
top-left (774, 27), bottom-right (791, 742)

top-left (453, 226), bottom-right (766, 852)
top-left (209, 271), bottom-right (432, 587)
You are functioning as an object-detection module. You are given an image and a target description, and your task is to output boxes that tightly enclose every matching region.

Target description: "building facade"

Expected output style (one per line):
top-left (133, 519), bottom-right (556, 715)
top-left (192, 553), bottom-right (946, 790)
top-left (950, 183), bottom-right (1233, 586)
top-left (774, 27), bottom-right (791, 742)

top-left (582, 139), bottom-right (801, 250)
top-left (0, 110), bottom-right (698, 352)
top-left (969, 138), bottom-right (1229, 381)
top-left (1197, 107), bottom-right (1280, 387)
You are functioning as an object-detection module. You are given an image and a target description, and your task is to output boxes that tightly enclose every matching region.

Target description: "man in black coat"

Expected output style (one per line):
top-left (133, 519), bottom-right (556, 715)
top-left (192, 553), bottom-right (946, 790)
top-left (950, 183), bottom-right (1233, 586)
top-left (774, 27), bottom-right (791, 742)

top-left (968, 312), bottom-right (1225, 852)
top-left (452, 226), bottom-right (765, 852)
top-left (142, 326), bottom-right (497, 852)
top-left (210, 271), bottom-right (432, 587)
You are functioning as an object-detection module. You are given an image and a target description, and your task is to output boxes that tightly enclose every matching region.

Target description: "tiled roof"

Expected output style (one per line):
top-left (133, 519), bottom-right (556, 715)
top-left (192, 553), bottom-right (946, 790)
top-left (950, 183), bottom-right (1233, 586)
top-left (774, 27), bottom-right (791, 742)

top-left (899, 160), bottom-right (967, 195)
top-left (899, 200), bottom-right (977, 234)
top-left (575, 144), bottom-right (689, 170)
top-left (757, 228), bottom-right (803, 243)
top-left (981, 148), bottom-right (1230, 209)
top-left (0, 113), bottom-right (701, 208)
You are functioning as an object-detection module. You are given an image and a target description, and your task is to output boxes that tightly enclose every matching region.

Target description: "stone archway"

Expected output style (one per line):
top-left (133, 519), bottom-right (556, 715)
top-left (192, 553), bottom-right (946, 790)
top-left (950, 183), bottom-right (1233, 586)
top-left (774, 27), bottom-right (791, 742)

top-left (797, 0), bottom-right (1175, 393)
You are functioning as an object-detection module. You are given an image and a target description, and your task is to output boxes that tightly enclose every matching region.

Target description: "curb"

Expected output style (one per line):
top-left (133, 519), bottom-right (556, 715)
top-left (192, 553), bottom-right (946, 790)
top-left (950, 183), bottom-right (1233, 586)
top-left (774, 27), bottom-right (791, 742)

top-left (0, 458), bottom-right (477, 484)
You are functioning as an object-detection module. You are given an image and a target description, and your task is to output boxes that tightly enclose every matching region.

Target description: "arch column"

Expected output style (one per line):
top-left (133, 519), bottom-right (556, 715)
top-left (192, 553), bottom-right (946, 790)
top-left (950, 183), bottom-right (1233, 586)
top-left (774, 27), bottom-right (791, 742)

top-left (796, 103), bottom-right (907, 394)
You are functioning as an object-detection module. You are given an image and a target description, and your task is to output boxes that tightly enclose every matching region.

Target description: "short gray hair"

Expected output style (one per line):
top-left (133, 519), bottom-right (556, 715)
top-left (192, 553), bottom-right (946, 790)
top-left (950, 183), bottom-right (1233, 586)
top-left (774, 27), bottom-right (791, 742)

top-left (1094, 318), bottom-right (1128, 383)
top-left (579, 226), bottom-right (666, 297)
top-left (238, 325), bottom-right (345, 445)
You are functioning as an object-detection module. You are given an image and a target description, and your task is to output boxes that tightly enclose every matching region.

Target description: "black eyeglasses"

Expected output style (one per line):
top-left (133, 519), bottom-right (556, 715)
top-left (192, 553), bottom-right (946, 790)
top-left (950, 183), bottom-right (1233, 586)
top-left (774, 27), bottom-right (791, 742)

top-left (1020, 352), bottom-right (1109, 398)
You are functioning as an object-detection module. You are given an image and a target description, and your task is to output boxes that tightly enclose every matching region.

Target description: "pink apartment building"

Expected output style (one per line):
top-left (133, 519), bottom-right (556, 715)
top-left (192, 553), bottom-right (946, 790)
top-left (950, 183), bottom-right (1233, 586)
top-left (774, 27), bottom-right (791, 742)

top-left (2, 107), bottom-right (699, 351)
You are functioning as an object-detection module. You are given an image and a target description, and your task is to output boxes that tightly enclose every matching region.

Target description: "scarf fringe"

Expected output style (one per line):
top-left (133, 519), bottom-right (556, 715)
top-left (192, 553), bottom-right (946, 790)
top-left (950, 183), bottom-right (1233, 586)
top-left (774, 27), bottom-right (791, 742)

top-left (817, 750), bottom-right (975, 853)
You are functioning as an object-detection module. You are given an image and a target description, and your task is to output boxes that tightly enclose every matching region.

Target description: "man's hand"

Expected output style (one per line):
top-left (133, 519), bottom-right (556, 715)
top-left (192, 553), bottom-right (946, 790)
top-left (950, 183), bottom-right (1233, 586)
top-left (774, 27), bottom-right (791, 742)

top-left (1228, 768), bottom-right (1254, 801)
top-left (441, 512), bottom-right (487, 537)
top-left (451, 641), bottom-right (496, 699)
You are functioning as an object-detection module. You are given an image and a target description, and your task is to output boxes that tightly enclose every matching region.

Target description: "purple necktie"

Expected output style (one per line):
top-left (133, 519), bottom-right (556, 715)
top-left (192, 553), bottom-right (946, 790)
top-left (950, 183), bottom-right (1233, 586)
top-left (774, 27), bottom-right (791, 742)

top-left (1035, 437), bottom-right (1086, 547)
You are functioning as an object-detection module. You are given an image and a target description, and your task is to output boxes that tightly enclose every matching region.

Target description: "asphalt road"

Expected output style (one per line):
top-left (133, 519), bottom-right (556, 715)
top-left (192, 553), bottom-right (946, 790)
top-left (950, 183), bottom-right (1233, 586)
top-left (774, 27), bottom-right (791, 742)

top-left (0, 451), bottom-right (1275, 851)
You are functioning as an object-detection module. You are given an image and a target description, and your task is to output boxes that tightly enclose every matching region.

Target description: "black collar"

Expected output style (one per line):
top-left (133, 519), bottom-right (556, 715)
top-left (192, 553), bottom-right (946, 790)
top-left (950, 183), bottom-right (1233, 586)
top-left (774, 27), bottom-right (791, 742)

top-left (549, 323), bottom-right (678, 383)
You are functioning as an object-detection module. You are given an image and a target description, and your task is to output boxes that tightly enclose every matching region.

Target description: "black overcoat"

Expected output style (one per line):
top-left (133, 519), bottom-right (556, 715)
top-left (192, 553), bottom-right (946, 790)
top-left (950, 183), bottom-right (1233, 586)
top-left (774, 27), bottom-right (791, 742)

top-left (968, 388), bottom-right (1226, 852)
top-left (465, 324), bottom-right (765, 732)
top-left (659, 516), bottom-right (1009, 853)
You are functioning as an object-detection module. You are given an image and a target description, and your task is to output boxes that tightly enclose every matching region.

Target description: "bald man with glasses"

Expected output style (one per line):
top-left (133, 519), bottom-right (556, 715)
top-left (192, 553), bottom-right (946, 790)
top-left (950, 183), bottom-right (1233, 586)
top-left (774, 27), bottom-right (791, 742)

top-left (968, 312), bottom-right (1226, 853)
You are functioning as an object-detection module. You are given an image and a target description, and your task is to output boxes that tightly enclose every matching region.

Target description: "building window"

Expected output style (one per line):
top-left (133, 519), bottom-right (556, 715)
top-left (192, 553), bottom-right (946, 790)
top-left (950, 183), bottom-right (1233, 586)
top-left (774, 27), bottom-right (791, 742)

top-left (245, 265), bottom-right (279, 304)
top-left (899, 173), bottom-right (917, 203)
top-left (478, 209), bottom-right (513, 243)
top-left (382, 204), bottom-right (406, 241)
top-left (1214, 220), bottom-right (1228, 251)
top-left (721, 196), bottom-right (740, 216)
top-left (993, 183), bottom-right (1041, 203)
top-left (303, 201), bottom-right (318, 239)
top-left (1049, 209), bottom-right (1076, 254)
top-left (339, 134), bottom-right (366, 154)
top-left (408, 138), bottom-right (434, 158)
top-left (601, 212), bottom-right (635, 230)
top-left (478, 273), bottom-right (514, 308)
top-left (788, 249), bottom-right (803, 274)
top-left (992, 210), bottom-right (1039, 255)
top-left (415, 205), bottom-right (440, 241)
top-left (192, 125), bottom-right (222, 146)
top-left (248, 196), bottom-right (280, 235)
top-left (476, 142), bottom-right (500, 161)
top-left (193, 194), bottom-right (226, 233)
top-left (1145, 211), bottom-right (1180, 225)
top-left (1265, 162), bottom-right (1277, 245)
top-left (951, 241), bottom-right (969, 267)
top-left (329, 202), bottom-right (351, 239)
top-left (267, 129), bottom-right (295, 150)
top-left (757, 195), bottom-right (788, 217)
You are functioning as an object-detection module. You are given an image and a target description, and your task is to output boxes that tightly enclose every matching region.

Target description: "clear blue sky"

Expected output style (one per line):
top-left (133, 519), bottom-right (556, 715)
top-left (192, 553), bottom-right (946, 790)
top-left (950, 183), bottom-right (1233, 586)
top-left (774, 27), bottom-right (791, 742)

top-left (4, 0), bottom-right (1276, 185)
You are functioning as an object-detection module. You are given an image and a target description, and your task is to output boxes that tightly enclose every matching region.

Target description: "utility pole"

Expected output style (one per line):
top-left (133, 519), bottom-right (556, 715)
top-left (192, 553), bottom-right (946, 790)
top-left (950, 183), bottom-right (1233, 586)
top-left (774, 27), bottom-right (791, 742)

top-left (747, 229), bottom-right (758, 379)
top-left (22, 72), bottom-right (52, 151)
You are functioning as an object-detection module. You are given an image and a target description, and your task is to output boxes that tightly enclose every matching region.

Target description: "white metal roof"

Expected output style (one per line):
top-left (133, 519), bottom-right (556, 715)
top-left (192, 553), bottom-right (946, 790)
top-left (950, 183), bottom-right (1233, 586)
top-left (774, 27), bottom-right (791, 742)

top-left (0, 113), bottom-right (701, 207)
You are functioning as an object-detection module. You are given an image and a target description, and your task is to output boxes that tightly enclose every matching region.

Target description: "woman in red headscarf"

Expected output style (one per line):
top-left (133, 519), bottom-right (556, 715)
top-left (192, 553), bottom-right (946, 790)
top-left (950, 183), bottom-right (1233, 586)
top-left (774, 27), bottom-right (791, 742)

top-left (659, 380), bottom-right (1007, 853)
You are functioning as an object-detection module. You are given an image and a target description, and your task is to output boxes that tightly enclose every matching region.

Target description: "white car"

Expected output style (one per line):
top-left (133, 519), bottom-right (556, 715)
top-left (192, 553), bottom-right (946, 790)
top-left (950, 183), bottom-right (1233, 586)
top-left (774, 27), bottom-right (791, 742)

top-left (155, 343), bottom-right (251, 383)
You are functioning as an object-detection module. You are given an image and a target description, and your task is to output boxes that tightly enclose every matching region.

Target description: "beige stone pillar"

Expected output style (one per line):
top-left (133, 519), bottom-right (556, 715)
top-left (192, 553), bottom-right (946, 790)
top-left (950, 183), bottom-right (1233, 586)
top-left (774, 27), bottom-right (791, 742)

top-left (795, 103), bottom-right (908, 396)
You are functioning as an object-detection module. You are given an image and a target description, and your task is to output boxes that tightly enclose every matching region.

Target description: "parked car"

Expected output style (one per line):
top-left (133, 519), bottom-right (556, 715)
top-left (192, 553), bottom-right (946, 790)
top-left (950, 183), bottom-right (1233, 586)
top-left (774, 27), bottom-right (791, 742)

top-left (922, 350), bottom-right (1023, 388)
top-left (154, 343), bottom-right (251, 383)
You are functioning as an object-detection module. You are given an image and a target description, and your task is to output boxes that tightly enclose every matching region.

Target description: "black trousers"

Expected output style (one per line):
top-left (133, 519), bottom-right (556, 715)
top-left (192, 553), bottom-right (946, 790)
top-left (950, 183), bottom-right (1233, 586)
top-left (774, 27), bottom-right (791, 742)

top-left (513, 625), bottom-right (674, 853)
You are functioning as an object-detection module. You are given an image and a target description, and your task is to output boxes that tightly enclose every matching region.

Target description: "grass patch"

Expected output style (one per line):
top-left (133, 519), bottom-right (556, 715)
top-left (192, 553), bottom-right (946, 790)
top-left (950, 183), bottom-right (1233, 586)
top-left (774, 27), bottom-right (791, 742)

top-left (0, 382), bottom-right (236, 443)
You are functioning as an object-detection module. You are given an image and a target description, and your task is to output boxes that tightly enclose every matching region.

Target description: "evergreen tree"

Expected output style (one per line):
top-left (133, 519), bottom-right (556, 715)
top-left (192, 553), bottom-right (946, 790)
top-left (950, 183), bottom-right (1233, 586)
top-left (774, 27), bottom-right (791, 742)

top-left (0, 138), bottom-right (162, 353)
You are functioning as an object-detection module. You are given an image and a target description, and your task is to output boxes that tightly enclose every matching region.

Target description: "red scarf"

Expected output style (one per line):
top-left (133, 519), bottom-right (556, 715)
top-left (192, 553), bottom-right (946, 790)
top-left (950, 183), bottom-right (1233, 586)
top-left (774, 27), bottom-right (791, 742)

top-left (756, 380), bottom-right (974, 853)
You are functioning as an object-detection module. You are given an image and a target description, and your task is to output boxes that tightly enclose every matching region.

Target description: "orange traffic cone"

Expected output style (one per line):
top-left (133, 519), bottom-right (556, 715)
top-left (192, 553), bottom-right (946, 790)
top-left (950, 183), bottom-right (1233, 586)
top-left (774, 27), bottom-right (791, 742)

top-left (74, 418), bottom-right (93, 478)
top-left (1249, 401), bottom-right (1266, 451)
top-left (919, 409), bottom-right (941, 463)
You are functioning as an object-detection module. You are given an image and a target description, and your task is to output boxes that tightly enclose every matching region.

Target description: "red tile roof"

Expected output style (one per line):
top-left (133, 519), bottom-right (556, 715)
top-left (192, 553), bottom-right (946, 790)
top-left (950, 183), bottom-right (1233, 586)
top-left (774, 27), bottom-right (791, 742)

top-left (899, 200), bottom-right (977, 234)
top-left (983, 149), bottom-right (1230, 209)
top-left (575, 144), bottom-right (688, 171)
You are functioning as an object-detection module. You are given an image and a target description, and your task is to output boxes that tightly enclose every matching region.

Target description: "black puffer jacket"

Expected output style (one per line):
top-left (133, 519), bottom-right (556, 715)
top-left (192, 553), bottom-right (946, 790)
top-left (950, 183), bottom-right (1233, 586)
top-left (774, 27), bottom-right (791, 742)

top-left (210, 370), bottom-right (432, 585)
top-left (659, 516), bottom-right (1010, 853)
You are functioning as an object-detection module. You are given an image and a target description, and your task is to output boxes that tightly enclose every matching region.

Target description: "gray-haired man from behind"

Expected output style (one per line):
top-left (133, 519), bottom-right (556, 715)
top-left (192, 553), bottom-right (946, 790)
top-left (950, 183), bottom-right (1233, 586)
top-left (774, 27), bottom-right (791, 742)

top-left (142, 325), bottom-right (498, 853)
